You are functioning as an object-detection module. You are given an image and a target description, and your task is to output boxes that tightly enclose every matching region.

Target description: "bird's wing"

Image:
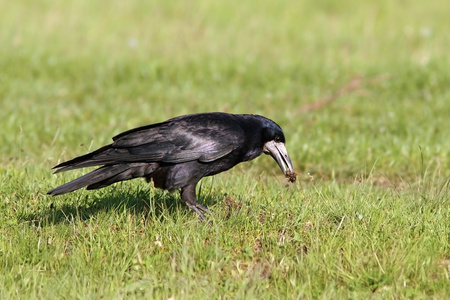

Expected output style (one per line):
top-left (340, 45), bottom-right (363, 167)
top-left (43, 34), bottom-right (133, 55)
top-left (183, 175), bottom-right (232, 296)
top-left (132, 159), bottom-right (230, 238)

top-left (111, 115), bottom-right (245, 163)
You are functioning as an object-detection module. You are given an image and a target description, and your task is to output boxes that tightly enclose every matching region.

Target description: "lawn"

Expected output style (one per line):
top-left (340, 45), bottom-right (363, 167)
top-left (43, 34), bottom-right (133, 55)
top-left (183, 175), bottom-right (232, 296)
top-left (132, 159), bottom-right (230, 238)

top-left (1, 0), bottom-right (449, 298)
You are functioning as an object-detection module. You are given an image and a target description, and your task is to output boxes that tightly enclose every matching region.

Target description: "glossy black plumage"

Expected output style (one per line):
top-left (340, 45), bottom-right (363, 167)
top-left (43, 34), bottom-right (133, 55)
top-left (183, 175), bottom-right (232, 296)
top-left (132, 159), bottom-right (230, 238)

top-left (48, 112), bottom-right (294, 219)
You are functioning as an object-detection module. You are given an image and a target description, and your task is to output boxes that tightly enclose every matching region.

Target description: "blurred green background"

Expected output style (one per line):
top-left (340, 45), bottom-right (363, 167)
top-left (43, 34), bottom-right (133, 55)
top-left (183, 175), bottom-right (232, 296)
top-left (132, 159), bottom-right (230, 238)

top-left (2, 0), bottom-right (448, 180)
top-left (0, 0), bottom-right (449, 298)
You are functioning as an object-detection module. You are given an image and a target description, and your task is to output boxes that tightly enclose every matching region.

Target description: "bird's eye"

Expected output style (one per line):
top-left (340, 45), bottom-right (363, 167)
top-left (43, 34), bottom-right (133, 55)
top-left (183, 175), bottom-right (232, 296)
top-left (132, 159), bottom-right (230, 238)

top-left (274, 136), bottom-right (281, 142)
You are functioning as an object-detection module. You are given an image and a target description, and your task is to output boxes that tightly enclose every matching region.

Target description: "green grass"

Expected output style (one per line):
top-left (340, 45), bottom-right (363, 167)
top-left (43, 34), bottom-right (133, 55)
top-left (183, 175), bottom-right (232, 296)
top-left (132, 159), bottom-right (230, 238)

top-left (1, 0), bottom-right (449, 298)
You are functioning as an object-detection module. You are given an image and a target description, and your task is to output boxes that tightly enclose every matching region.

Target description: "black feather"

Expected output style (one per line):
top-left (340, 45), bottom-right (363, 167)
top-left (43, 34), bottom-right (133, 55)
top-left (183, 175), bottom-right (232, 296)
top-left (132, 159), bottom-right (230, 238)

top-left (48, 112), bottom-right (293, 219)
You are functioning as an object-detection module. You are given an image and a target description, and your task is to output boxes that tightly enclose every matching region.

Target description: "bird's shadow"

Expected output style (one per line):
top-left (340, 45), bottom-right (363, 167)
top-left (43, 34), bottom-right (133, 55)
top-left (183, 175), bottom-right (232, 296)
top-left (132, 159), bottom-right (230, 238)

top-left (21, 187), bottom-right (220, 227)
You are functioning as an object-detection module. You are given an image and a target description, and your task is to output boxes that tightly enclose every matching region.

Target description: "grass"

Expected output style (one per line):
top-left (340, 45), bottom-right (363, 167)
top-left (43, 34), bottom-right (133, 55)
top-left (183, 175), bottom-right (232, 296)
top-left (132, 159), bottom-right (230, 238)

top-left (1, 0), bottom-right (449, 298)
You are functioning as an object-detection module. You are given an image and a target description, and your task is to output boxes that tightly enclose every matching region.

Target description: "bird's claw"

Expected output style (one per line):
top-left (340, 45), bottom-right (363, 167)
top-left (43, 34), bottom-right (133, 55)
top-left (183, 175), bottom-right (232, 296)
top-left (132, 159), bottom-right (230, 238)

top-left (186, 202), bottom-right (214, 221)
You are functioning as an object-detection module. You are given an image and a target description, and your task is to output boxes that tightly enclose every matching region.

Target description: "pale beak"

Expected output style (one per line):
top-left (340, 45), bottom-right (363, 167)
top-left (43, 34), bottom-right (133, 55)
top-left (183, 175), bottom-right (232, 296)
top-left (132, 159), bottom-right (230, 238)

top-left (263, 140), bottom-right (294, 175)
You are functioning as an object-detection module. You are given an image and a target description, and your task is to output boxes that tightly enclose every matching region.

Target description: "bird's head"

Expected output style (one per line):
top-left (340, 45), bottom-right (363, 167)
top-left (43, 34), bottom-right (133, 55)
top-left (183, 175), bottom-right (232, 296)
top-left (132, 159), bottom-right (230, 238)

top-left (261, 121), bottom-right (294, 176)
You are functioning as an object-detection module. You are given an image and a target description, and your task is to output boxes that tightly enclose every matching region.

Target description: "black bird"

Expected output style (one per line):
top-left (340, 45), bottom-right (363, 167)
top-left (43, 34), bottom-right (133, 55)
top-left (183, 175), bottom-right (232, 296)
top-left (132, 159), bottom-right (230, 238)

top-left (48, 112), bottom-right (294, 219)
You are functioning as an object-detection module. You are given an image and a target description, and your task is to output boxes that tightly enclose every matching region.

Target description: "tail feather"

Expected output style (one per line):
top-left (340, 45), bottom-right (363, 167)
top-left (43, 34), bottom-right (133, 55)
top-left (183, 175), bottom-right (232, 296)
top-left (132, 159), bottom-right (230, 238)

top-left (86, 163), bottom-right (158, 190)
top-left (52, 144), bottom-right (124, 173)
top-left (48, 163), bottom-right (158, 196)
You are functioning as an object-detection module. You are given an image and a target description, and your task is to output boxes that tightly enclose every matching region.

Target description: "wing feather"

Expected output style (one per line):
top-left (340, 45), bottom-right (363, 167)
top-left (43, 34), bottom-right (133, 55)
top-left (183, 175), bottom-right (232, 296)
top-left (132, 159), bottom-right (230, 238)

top-left (111, 113), bottom-right (245, 164)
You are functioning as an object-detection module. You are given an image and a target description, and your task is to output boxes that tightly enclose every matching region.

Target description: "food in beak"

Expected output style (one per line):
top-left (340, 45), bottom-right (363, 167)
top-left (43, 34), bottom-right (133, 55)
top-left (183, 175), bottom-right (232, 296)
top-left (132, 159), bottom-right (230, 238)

top-left (263, 140), bottom-right (296, 182)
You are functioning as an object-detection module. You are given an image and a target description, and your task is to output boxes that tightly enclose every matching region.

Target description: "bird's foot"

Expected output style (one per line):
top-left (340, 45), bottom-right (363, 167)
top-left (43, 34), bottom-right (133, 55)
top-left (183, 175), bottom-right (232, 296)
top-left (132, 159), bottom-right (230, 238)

top-left (196, 203), bottom-right (214, 214)
top-left (186, 202), bottom-right (214, 221)
top-left (180, 184), bottom-right (214, 221)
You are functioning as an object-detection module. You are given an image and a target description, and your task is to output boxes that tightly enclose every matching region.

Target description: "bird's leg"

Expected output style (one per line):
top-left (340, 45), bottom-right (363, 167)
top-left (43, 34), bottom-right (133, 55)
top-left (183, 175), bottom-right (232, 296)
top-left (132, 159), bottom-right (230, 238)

top-left (180, 184), bottom-right (212, 220)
